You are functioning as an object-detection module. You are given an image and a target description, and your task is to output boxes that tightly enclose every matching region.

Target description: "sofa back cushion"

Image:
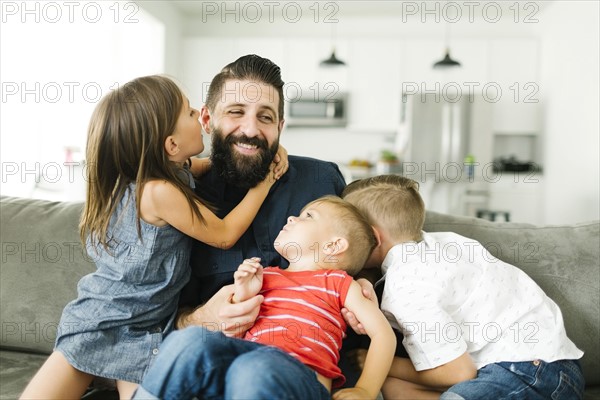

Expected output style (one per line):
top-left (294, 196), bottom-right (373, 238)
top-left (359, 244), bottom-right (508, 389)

top-left (1, 197), bottom-right (93, 354)
top-left (424, 211), bottom-right (600, 386)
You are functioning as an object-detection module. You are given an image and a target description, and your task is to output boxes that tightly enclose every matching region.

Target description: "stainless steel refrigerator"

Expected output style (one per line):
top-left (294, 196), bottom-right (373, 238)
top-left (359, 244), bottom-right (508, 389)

top-left (395, 92), bottom-right (484, 215)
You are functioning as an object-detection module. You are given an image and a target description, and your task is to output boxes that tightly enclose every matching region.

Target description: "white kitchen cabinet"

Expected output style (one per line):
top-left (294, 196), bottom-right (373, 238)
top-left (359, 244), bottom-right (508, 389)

top-left (487, 173), bottom-right (544, 225)
top-left (489, 39), bottom-right (541, 134)
top-left (346, 38), bottom-right (401, 130)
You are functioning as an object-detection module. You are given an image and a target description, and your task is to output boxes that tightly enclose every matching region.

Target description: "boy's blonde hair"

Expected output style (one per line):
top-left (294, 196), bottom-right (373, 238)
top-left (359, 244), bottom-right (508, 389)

top-left (342, 175), bottom-right (425, 242)
top-left (302, 196), bottom-right (377, 276)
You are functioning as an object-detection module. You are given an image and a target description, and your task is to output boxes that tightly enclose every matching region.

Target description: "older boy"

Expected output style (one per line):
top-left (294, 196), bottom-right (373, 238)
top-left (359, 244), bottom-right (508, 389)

top-left (343, 175), bottom-right (585, 400)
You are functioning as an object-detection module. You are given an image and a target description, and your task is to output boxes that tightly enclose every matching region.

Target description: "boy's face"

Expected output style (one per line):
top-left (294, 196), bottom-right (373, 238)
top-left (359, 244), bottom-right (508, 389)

top-left (274, 202), bottom-right (339, 261)
top-left (363, 239), bottom-right (386, 269)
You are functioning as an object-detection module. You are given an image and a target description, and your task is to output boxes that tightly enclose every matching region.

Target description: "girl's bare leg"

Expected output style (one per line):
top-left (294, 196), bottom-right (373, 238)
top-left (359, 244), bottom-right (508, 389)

top-left (116, 380), bottom-right (139, 400)
top-left (19, 351), bottom-right (93, 399)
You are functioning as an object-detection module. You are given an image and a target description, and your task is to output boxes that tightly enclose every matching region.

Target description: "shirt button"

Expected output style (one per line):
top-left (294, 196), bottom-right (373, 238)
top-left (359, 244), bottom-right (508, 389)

top-left (152, 348), bottom-right (159, 355)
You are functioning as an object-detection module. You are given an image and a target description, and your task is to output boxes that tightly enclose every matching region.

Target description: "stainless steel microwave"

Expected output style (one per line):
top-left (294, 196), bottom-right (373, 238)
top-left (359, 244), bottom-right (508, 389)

top-left (285, 92), bottom-right (347, 127)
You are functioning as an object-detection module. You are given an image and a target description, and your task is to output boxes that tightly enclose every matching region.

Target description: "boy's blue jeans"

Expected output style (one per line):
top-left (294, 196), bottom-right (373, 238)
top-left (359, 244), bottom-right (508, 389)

top-left (132, 326), bottom-right (330, 400)
top-left (441, 359), bottom-right (585, 400)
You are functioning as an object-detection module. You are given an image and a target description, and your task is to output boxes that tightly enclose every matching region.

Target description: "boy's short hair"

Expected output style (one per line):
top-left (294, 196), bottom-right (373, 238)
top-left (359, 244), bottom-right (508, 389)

top-left (342, 175), bottom-right (425, 242)
top-left (303, 196), bottom-right (377, 276)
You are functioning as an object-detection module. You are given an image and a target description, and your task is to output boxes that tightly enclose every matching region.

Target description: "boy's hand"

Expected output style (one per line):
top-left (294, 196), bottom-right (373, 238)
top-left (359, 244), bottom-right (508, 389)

top-left (333, 387), bottom-right (372, 400)
top-left (233, 257), bottom-right (264, 303)
top-left (342, 278), bottom-right (377, 335)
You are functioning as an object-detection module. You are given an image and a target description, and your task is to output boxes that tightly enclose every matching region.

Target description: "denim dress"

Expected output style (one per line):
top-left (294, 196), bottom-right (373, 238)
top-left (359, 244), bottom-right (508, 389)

top-left (55, 184), bottom-right (192, 383)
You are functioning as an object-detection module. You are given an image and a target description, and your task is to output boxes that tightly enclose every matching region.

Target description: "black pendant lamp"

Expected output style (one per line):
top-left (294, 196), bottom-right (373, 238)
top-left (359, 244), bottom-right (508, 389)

top-left (433, 48), bottom-right (461, 69)
top-left (432, 8), bottom-right (461, 70)
top-left (320, 49), bottom-right (346, 66)
top-left (320, 23), bottom-right (346, 67)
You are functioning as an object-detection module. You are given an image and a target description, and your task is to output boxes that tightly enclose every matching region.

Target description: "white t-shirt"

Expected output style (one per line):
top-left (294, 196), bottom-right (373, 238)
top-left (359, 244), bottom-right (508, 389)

top-left (380, 231), bottom-right (584, 371)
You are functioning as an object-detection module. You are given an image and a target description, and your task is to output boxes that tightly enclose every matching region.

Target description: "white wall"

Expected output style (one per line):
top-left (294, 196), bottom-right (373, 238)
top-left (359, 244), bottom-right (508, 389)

top-left (137, 1), bottom-right (183, 78)
top-left (537, 1), bottom-right (600, 224)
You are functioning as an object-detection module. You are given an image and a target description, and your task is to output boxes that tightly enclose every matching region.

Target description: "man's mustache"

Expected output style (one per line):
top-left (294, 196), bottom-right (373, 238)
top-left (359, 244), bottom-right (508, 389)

top-left (225, 134), bottom-right (268, 150)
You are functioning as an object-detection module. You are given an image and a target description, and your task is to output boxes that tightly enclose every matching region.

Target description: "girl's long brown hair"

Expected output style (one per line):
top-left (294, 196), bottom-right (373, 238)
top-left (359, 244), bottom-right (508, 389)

top-left (80, 75), bottom-right (206, 248)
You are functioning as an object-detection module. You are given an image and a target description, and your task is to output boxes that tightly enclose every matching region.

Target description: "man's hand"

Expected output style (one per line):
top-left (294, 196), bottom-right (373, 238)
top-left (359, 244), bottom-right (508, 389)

top-left (177, 284), bottom-right (263, 337)
top-left (341, 278), bottom-right (377, 335)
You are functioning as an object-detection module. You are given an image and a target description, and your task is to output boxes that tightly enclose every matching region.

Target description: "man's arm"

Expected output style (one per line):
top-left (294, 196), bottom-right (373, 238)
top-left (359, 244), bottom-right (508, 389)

top-left (176, 284), bottom-right (263, 337)
top-left (333, 281), bottom-right (396, 400)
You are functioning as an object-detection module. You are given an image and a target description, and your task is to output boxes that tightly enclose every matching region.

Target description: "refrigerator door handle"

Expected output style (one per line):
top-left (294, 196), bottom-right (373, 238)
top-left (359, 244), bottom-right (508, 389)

top-left (440, 103), bottom-right (451, 165)
top-left (451, 103), bottom-right (462, 163)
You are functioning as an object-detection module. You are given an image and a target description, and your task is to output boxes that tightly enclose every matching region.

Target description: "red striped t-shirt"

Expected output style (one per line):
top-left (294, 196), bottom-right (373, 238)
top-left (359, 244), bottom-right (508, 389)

top-left (244, 267), bottom-right (353, 386)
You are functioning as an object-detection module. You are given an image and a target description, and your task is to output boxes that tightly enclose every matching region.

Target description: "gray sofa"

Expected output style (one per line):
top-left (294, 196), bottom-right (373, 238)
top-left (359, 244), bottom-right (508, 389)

top-left (1, 196), bottom-right (599, 399)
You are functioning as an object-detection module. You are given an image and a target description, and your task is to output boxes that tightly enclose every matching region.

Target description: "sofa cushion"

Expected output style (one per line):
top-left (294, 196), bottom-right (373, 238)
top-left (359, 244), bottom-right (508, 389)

top-left (0, 350), bottom-right (48, 399)
top-left (0, 197), bottom-right (95, 354)
top-left (424, 211), bottom-right (600, 386)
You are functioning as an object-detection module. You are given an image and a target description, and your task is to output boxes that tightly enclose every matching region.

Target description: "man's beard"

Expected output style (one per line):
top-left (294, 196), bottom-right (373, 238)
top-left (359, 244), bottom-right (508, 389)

top-left (210, 126), bottom-right (279, 189)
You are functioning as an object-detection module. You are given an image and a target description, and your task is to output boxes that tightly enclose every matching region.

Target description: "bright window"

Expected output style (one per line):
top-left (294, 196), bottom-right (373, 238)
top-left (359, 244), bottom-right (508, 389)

top-left (1, 1), bottom-right (164, 200)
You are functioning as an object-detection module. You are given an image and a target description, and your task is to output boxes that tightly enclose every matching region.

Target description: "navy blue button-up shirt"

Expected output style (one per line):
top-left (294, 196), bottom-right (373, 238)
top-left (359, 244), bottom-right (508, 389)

top-left (180, 155), bottom-right (346, 307)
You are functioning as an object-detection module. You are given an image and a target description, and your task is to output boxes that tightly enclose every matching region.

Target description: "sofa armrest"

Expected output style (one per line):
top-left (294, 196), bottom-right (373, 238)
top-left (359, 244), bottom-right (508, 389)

top-left (1, 196), bottom-right (94, 354)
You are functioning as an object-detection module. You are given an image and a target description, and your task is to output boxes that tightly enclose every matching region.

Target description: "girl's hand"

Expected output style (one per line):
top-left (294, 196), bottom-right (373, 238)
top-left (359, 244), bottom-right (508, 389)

top-left (272, 145), bottom-right (288, 179)
top-left (258, 145), bottom-right (288, 189)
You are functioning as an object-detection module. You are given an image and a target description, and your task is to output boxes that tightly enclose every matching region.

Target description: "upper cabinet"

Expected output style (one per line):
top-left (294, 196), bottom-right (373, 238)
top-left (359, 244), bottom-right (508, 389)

top-left (346, 38), bottom-right (401, 131)
top-left (489, 39), bottom-right (541, 134)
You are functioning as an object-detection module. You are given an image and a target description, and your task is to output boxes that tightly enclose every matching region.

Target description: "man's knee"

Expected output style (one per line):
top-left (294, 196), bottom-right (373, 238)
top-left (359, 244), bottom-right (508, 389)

top-left (227, 347), bottom-right (291, 387)
top-left (161, 327), bottom-right (224, 359)
top-left (226, 347), bottom-right (330, 400)
top-left (228, 348), bottom-right (271, 382)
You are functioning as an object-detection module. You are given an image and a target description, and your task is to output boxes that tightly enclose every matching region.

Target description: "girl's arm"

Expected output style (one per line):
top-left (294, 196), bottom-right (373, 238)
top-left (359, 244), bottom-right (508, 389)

top-left (142, 156), bottom-right (285, 249)
top-left (333, 281), bottom-right (396, 400)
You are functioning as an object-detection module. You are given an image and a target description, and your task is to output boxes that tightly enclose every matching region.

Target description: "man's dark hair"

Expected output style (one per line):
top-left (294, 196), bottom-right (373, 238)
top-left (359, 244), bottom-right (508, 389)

top-left (206, 54), bottom-right (285, 120)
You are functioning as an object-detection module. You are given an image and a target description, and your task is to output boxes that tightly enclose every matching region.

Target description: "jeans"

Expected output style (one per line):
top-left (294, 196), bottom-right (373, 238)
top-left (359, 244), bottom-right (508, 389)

top-left (441, 359), bottom-right (585, 400)
top-left (132, 326), bottom-right (330, 400)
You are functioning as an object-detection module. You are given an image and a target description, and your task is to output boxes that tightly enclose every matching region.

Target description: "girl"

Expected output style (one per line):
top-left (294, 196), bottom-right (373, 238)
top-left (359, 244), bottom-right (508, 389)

top-left (20, 75), bottom-right (288, 400)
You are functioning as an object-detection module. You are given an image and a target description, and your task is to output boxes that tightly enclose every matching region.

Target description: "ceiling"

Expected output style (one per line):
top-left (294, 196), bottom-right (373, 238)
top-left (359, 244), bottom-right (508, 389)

top-left (170, 0), bottom-right (554, 21)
